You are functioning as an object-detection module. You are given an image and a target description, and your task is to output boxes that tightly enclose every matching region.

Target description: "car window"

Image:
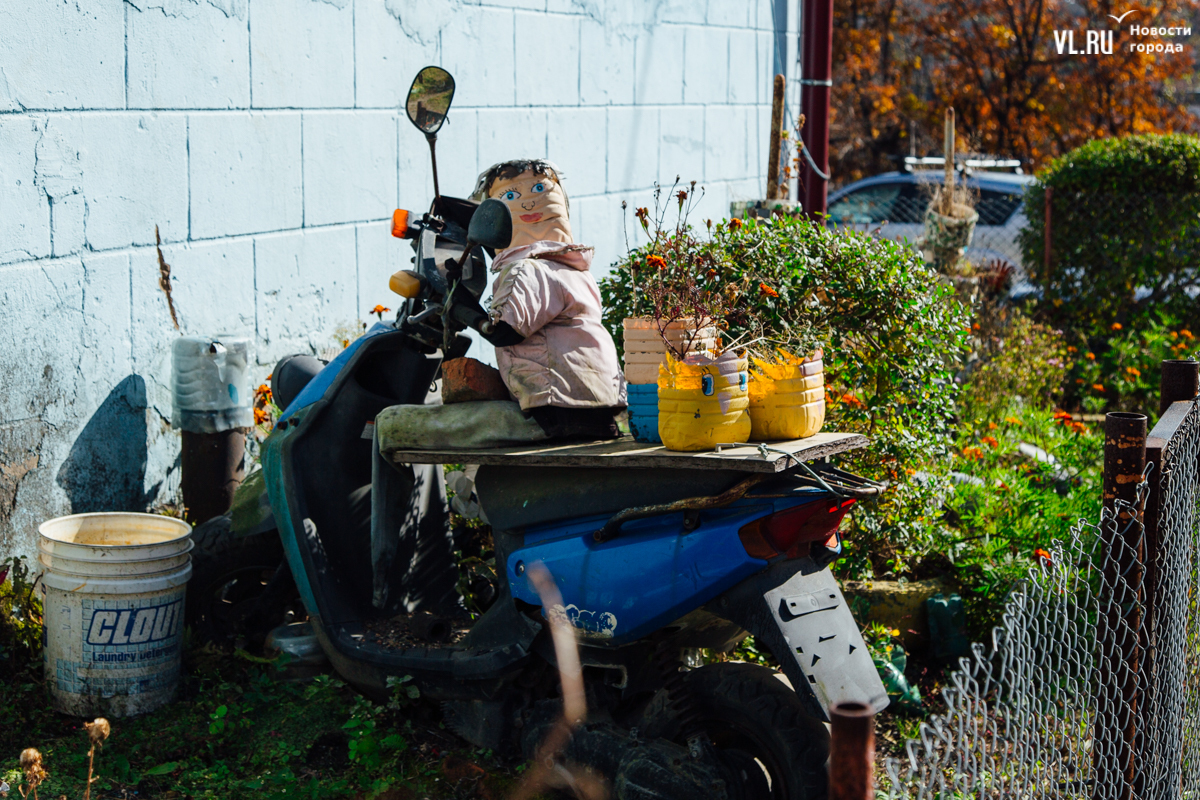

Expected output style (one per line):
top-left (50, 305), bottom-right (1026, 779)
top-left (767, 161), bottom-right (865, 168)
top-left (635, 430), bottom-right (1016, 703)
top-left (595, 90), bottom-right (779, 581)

top-left (828, 184), bottom-right (901, 224)
top-left (976, 189), bottom-right (1024, 225)
top-left (829, 182), bottom-right (929, 225)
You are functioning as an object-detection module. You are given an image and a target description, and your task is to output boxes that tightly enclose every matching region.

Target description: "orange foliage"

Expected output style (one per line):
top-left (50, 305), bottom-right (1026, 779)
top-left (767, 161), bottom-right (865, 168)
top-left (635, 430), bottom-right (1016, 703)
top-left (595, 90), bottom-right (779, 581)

top-left (830, 0), bottom-right (1196, 183)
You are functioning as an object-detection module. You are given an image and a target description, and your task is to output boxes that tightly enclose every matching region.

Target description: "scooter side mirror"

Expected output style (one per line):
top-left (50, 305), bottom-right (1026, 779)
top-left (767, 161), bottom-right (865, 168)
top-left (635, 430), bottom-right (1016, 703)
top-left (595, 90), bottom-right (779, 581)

top-left (405, 66), bottom-right (455, 136)
top-left (468, 198), bottom-right (513, 252)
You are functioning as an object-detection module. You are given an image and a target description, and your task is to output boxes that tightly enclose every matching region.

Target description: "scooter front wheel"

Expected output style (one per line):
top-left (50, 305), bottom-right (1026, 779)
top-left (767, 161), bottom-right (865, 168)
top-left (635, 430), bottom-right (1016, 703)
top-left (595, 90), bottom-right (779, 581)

top-left (646, 662), bottom-right (831, 800)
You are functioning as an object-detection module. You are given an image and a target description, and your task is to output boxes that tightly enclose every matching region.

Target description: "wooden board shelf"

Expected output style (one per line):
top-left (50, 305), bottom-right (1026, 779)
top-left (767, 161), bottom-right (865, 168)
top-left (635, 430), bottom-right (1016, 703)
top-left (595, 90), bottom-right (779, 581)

top-left (388, 431), bottom-right (869, 474)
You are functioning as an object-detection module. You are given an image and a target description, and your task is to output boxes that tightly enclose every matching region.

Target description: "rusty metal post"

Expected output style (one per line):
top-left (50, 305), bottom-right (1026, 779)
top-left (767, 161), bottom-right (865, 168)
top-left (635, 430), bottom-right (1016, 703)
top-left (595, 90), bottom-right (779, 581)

top-left (766, 74), bottom-right (786, 201)
top-left (830, 701), bottom-right (874, 800)
top-left (1143, 360), bottom-right (1199, 798)
top-left (1159, 359), bottom-right (1200, 416)
top-left (181, 429), bottom-right (246, 526)
top-left (1094, 412), bottom-right (1147, 800)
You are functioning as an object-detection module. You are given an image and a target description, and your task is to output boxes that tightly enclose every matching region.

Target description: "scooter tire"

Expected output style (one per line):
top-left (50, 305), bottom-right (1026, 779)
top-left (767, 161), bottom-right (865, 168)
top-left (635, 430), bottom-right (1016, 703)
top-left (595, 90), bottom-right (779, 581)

top-left (186, 514), bottom-right (292, 647)
top-left (652, 662), bottom-right (830, 800)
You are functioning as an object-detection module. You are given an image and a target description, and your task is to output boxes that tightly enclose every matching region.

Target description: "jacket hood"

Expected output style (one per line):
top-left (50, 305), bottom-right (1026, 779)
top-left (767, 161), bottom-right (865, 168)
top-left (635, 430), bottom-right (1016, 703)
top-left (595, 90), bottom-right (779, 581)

top-left (491, 241), bottom-right (594, 273)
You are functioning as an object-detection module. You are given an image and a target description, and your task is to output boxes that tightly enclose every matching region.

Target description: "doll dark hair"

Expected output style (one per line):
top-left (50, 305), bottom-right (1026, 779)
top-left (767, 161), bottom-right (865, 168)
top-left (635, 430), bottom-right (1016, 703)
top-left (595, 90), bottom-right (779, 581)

top-left (470, 159), bottom-right (568, 212)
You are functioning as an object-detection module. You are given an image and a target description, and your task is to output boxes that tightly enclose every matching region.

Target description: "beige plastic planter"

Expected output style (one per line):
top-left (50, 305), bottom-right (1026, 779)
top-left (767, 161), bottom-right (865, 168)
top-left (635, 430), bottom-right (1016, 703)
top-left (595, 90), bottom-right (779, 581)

top-left (38, 512), bottom-right (192, 717)
top-left (622, 318), bottom-right (717, 385)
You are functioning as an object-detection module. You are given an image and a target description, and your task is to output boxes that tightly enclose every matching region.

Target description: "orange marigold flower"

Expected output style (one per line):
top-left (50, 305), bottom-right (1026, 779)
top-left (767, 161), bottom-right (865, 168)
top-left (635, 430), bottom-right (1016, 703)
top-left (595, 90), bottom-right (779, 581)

top-left (840, 394), bottom-right (864, 408)
top-left (1111, 322), bottom-right (1123, 331)
top-left (1004, 416), bottom-right (1021, 425)
top-left (1067, 346), bottom-right (1077, 353)
top-left (1126, 367), bottom-right (1140, 377)
top-left (1070, 421), bottom-right (1089, 434)
top-left (728, 218), bottom-right (743, 230)
top-left (646, 255), bottom-right (667, 270)
top-left (981, 435), bottom-right (999, 448)
top-left (1033, 548), bottom-right (1053, 564)
top-left (1076, 378), bottom-right (1085, 384)
top-left (1093, 384), bottom-right (1105, 392)
top-left (759, 282), bottom-right (779, 297)
top-left (254, 407), bottom-right (270, 425)
top-left (1053, 409), bottom-right (1073, 420)
top-left (962, 446), bottom-right (983, 459)
top-left (972, 323), bottom-right (981, 331)
top-left (987, 421), bottom-right (997, 430)
top-left (1085, 352), bottom-right (1096, 360)
top-left (1181, 329), bottom-right (1195, 339)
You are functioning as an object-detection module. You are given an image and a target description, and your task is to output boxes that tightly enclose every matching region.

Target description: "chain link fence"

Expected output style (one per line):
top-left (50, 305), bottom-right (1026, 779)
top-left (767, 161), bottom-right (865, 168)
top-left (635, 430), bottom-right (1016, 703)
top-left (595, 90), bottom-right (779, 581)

top-left (878, 390), bottom-right (1200, 799)
top-left (827, 189), bottom-right (1027, 273)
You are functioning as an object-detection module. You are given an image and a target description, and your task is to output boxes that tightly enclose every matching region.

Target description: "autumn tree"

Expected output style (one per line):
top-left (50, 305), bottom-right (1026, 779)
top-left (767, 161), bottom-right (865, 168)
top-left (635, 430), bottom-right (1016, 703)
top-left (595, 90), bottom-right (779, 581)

top-left (829, 0), bottom-right (1197, 182)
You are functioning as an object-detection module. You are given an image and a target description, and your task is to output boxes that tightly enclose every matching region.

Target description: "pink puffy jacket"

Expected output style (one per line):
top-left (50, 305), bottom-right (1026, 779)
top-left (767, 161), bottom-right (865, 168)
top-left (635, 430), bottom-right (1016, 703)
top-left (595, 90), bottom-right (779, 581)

top-left (489, 241), bottom-right (627, 411)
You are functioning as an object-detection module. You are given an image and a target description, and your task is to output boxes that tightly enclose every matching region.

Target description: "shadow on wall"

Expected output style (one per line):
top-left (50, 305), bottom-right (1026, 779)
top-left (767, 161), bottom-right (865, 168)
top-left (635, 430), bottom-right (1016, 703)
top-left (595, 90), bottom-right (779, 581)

top-left (56, 375), bottom-right (159, 514)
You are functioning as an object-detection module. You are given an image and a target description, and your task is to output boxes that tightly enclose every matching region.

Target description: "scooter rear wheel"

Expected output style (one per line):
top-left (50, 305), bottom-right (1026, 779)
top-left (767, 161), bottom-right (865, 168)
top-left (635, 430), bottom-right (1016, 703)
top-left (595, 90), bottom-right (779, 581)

top-left (647, 662), bottom-right (830, 800)
top-left (186, 514), bottom-right (297, 648)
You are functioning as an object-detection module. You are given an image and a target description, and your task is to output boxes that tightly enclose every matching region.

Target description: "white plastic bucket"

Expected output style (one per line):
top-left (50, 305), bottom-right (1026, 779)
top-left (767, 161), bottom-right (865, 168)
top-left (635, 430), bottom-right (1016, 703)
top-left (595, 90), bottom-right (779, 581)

top-left (38, 512), bottom-right (192, 717)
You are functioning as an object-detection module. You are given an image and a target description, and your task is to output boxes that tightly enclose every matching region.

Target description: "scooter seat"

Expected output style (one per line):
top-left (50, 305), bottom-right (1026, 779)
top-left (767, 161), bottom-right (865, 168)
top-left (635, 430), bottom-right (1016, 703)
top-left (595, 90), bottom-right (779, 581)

top-left (474, 464), bottom-right (748, 531)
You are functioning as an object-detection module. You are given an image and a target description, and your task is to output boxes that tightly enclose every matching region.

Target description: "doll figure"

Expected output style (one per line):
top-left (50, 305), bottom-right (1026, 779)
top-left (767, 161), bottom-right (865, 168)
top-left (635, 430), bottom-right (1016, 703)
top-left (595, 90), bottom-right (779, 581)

top-left (470, 159), bottom-right (626, 439)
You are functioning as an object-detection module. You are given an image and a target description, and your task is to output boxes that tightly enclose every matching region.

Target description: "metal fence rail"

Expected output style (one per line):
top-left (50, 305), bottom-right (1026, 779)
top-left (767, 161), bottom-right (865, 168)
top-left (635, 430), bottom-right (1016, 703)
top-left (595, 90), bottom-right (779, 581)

top-left (877, 361), bottom-right (1200, 799)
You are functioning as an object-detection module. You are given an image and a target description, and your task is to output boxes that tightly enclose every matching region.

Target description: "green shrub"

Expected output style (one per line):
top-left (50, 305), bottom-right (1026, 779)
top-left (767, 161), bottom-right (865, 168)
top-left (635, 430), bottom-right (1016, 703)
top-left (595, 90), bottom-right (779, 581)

top-left (1019, 134), bottom-right (1200, 331)
top-left (599, 214), bottom-right (972, 473)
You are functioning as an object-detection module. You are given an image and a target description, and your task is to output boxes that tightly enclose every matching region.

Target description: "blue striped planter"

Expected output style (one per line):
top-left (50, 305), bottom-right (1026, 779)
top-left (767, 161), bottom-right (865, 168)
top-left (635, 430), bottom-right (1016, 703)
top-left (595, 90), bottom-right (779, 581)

top-left (627, 383), bottom-right (661, 444)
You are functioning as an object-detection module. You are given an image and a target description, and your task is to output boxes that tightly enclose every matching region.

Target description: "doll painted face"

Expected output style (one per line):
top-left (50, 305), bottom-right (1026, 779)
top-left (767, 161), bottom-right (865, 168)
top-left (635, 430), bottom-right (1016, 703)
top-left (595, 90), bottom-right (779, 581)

top-left (488, 170), bottom-right (573, 249)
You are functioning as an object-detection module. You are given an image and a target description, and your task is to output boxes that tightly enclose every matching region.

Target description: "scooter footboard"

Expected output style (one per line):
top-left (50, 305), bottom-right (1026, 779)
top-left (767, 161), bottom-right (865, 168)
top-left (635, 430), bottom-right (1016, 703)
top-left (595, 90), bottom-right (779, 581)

top-left (709, 562), bottom-right (889, 720)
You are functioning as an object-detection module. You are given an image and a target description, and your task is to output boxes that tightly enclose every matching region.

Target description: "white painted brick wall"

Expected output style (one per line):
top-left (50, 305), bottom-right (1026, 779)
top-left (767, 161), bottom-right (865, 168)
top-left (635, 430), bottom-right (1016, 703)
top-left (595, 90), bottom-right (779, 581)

top-left (0, 0), bottom-right (797, 562)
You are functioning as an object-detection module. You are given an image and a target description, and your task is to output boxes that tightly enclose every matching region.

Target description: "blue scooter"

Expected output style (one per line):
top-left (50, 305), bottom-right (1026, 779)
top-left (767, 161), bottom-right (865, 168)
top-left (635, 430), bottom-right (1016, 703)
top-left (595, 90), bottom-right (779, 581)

top-left (188, 67), bottom-right (888, 800)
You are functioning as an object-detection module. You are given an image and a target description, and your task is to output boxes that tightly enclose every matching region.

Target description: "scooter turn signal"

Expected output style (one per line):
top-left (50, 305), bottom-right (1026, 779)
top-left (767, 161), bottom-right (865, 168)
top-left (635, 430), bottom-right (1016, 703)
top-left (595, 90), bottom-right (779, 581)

top-left (738, 498), bottom-right (856, 560)
top-left (389, 270), bottom-right (424, 299)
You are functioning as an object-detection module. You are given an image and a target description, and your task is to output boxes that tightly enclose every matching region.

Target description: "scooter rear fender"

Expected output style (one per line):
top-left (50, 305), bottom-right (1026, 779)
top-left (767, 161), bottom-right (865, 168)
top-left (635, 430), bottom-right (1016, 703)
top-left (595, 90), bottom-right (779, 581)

top-left (705, 560), bottom-right (889, 721)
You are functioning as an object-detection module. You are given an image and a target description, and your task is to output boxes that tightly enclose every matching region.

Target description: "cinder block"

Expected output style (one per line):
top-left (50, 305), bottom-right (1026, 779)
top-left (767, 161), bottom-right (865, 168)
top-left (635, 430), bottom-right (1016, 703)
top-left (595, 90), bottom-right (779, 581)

top-left (567, 193), bottom-right (633, 281)
top-left (514, 13), bottom-right (580, 107)
top-left (127, 1), bottom-right (250, 109)
top-left (706, 0), bottom-right (750, 28)
top-left (478, 108), bottom-right (549, 172)
top-left (657, 0), bottom-right (709, 25)
top-left (634, 26), bottom-right (685, 105)
top-left (303, 111), bottom-right (400, 226)
top-left (547, 107), bottom-right (607, 198)
top-left (0, 3), bottom-right (123, 110)
top-left (684, 26), bottom-right (728, 104)
top-left (727, 29), bottom-right (760, 105)
top-left (356, 220), bottom-right (411, 325)
top-left (0, 118), bottom-right (50, 264)
top-left (705, 105), bottom-right (752, 183)
top-left (606, 106), bottom-right (657, 193)
top-left (189, 112), bottom-right (302, 239)
top-left (493, 0), bottom-right (545, 10)
top-left (76, 114), bottom-right (189, 251)
top-left (253, 227), bottom-right (359, 363)
top-left (441, 7), bottom-right (516, 108)
top-left (354, 0), bottom-right (441, 109)
top-left (659, 106), bottom-right (706, 186)
top-left (251, 0), bottom-right (354, 108)
top-left (0, 258), bottom-right (86, 425)
top-left (579, 19), bottom-right (635, 106)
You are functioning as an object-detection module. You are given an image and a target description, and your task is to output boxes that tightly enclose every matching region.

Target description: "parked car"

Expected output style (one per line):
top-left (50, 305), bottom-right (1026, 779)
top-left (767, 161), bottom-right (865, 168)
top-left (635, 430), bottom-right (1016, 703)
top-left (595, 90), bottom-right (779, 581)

top-left (826, 165), bottom-right (1035, 281)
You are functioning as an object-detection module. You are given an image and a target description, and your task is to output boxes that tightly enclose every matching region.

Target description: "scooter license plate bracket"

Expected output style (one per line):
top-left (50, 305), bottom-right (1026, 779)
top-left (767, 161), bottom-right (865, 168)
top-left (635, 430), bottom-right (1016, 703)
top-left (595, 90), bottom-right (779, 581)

top-left (764, 569), bottom-right (889, 715)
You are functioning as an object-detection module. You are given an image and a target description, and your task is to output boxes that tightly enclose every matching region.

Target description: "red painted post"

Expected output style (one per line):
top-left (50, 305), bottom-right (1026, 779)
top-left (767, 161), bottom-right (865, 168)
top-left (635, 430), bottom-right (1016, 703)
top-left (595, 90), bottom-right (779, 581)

top-left (800, 0), bottom-right (833, 219)
top-left (830, 701), bottom-right (874, 800)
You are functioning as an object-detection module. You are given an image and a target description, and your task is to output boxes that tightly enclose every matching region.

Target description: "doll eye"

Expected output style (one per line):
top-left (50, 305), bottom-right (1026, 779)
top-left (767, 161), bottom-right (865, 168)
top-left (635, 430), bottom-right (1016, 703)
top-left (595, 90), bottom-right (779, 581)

top-left (531, 182), bottom-right (547, 193)
top-left (502, 190), bottom-right (521, 201)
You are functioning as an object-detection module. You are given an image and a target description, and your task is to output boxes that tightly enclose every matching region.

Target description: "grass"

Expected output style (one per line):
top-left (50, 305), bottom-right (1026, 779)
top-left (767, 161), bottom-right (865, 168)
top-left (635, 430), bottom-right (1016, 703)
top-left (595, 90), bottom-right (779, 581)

top-left (0, 643), bottom-right (524, 800)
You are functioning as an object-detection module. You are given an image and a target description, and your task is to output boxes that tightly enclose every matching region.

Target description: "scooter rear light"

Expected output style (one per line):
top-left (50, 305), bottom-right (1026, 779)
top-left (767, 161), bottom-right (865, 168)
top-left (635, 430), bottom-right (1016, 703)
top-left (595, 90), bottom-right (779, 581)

top-left (392, 208), bottom-right (413, 238)
top-left (738, 498), bottom-right (856, 560)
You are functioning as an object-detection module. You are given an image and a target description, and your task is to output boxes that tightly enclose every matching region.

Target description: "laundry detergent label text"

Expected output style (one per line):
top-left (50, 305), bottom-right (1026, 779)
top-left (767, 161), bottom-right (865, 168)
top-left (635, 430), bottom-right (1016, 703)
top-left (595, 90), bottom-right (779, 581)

top-left (85, 599), bottom-right (183, 647)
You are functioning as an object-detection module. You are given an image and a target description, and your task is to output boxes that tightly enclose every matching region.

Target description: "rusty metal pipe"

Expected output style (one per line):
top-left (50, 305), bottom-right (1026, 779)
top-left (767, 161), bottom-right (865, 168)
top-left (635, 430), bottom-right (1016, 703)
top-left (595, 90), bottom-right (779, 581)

top-left (592, 474), bottom-right (767, 543)
top-left (1160, 359), bottom-right (1199, 415)
top-left (1103, 412), bottom-right (1148, 519)
top-left (830, 701), bottom-right (874, 800)
top-left (181, 429), bottom-right (246, 526)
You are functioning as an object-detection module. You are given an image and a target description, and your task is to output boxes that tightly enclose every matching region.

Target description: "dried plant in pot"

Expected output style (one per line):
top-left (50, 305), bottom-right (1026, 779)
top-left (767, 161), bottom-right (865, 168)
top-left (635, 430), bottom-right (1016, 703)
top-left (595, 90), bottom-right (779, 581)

top-left (746, 347), bottom-right (826, 441)
top-left (921, 108), bottom-right (978, 273)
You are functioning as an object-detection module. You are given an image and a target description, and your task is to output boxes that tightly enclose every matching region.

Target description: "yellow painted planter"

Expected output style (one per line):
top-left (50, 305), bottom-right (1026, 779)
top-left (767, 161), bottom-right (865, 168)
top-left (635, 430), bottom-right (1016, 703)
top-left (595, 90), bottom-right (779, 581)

top-left (657, 350), bottom-right (751, 452)
top-left (622, 318), bottom-right (717, 385)
top-left (747, 351), bottom-right (826, 441)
